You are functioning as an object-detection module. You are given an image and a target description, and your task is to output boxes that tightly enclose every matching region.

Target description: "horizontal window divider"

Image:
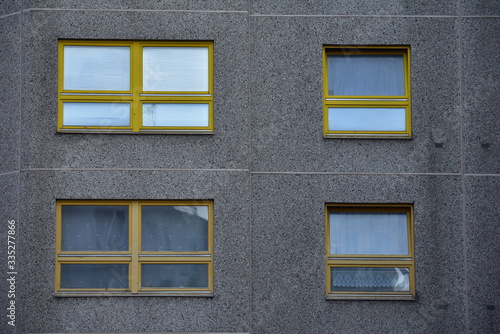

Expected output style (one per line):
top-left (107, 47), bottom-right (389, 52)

top-left (140, 93), bottom-right (212, 97)
top-left (58, 253), bottom-right (132, 257)
top-left (327, 98), bottom-right (408, 102)
top-left (61, 93), bottom-right (133, 96)
top-left (138, 257), bottom-right (212, 263)
top-left (139, 97), bottom-right (213, 102)
top-left (328, 257), bottom-right (412, 261)
top-left (139, 253), bottom-right (211, 257)
top-left (57, 257), bottom-right (132, 262)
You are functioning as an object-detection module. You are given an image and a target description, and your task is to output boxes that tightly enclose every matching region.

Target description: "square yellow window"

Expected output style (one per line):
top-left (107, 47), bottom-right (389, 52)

top-left (58, 41), bottom-right (214, 133)
top-left (55, 200), bottom-right (214, 296)
top-left (323, 46), bottom-right (411, 138)
top-left (325, 204), bottom-right (415, 300)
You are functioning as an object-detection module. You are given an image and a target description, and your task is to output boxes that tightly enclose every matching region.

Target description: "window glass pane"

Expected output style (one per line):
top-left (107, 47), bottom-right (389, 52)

top-left (328, 54), bottom-right (405, 96)
top-left (143, 47), bottom-right (209, 92)
top-left (142, 103), bottom-right (209, 127)
top-left (63, 102), bottom-right (130, 127)
top-left (64, 45), bottom-right (130, 91)
top-left (330, 212), bottom-right (408, 255)
top-left (141, 206), bottom-right (208, 252)
top-left (328, 107), bottom-right (406, 132)
top-left (60, 264), bottom-right (128, 289)
top-left (61, 205), bottom-right (129, 251)
top-left (331, 267), bottom-right (410, 292)
top-left (141, 264), bottom-right (208, 288)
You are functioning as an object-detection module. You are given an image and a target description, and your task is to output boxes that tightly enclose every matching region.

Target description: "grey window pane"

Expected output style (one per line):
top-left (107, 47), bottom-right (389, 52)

top-left (141, 264), bottom-right (208, 288)
top-left (328, 107), bottom-right (406, 132)
top-left (141, 206), bottom-right (208, 252)
top-left (328, 54), bottom-right (405, 96)
top-left (331, 267), bottom-right (410, 292)
top-left (64, 45), bottom-right (130, 91)
top-left (143, 47), bottom-right (209, 92)
top-left (61, 205), bottom-right (129, 251)
top-left (142, 103), bottom-right (209, 127)
top-left (60, 264), bottom-right (128, 289)
top-left (330, 212), bottom-right (408, 255)
top-left (62, 102), bottom-right (130, 127)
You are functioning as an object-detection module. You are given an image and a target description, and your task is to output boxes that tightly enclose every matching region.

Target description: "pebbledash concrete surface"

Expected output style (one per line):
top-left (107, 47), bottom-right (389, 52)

top-left (0, 1), bottom-right (498, 333)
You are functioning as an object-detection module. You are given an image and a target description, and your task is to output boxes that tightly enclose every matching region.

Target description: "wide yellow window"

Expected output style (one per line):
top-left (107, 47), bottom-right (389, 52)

top-left (55, 200), bottom-right (214, 296)
top-left (325, 204), bottom-right (415, 300)
top-left (323, 46), bottom-right (411, 138)
top-left (58, 41), bottom-right (214, 133)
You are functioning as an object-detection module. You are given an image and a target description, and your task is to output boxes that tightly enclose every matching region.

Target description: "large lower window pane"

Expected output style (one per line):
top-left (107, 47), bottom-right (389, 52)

top-left (142, 103), bottom-right (209, 127)
top-left (330, 212), bottom-right (408, 255)
top-left (331, 267), bottom-right (410, 292)
top-left (328, 54), bottom-right (405, 96)
top-left (142, 264), bottom-right (208, 288)
top-left (143, 46), bottom-right (208, 92)
top-left (60, 264), bottom-right (128, 289)
top-left (142, 206), bottom-right (208, 252)
top-left (328, 107), bottom-right (406, 132)
top-left (63, 102), bottom-right (130, 127)
top-left (64, 45), bottom-right (130, 91)
top-left (61, 205), bottom-right (129, 251)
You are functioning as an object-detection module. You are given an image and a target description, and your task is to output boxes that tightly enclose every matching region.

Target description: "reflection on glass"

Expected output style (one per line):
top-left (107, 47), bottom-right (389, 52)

top-left (328, 107), bottom-right (406, 131)
top-left (143, 47), bottom-right (209, 92)
top-left (331, 267), bottom-right (410, 292)
top-left (141, 264), bottom-right (208, 288)
top-left (61, 205), bottom-right (129, 251)
top-left (142, 103), bottom-right (209, 127)
top-left (328, 54), bottom-right (405, 96)
top-left (141, 206), bottom-right (208, 252)
top-left (64, 45), bottom-right (130, 91)
top-left (330, 212), bottom-right (408, 255)
top-left (60, 264), bottom-right (128, 289)
top-left (63, 102), bottom-right (130, 127)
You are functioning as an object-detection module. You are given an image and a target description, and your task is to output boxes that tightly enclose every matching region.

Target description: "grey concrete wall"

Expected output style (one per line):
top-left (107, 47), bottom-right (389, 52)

top-left (0, 1), bottom-right (498, 333)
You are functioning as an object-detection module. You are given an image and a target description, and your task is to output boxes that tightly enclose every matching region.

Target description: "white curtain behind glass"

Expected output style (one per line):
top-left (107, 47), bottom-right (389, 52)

top-left (330, 212), bottom-right (408, 255)
top-left (328, 55), bottom-right (405, 96)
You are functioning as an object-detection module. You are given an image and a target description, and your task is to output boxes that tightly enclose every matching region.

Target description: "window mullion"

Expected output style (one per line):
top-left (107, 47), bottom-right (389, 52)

top-left (130, 202), bottom-right (140, 293)
top-left (131, 43), bottom-right (143, 133)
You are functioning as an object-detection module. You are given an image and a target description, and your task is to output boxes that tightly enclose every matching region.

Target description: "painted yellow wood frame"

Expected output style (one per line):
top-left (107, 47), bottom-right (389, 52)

top-left (323, 46), bottom-right (411, 138)
top-left (55, 200), bottom-right (214, 296)
top-left (58, 40), bottom-right (214, 133)
top-left (325, 204), bottom-right (415, 300)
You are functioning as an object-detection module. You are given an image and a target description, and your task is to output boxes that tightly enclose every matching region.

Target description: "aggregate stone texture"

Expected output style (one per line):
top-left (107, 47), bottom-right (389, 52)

top-left (462, 18), bottom-right (500, 174)
top-left (24, 0), bottom-right (247, 12)
top-left (19, 170), bottom-right (251, 333)
top-left (0, 15), bottom-right (21, 175)
top-left (250, 15), bottom-right (461, 174)
top-left (20, 9), bottom-right (250, 171)
top-left (461, 0), bottom-right (500, 16)
top-left (0, 0), bottom-right (21, 17)
top-left (250, 0), bottom-right (458, 16)
top-left (465, 176), bottom-right (500, 333)
top-left (251, 173), bottom-right (466, 334)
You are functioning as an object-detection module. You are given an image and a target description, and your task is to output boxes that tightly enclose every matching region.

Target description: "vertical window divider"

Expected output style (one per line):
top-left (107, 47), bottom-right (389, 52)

top-left (131, 42), bottom-right (142, 132)
top-left (130, 202), bottom-right (140, 293)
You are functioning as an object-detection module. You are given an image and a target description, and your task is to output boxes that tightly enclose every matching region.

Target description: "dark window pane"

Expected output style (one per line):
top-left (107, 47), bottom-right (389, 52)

top-left (61, 205), bottom-right (129, 251)
top-left (141, 264), bottom-right (208, 288)
top-left (60, 264), bottom-right (128, 289)
top-left (141, 206), bottom-right (208, 251)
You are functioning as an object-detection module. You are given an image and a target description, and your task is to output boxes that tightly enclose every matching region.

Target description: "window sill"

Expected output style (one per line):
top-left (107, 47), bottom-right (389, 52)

top-left (327, 294), bottom-right (416, 301)
top-left (55, 292), bottom-right (214, 297)
top-left (323, 135), bottom-right (413, 140)
top-left (57, 130), bottom-right (214, 135)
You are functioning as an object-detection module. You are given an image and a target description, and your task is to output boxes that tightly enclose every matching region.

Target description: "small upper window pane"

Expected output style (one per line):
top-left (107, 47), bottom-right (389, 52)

top-left (329, 212), bottom-right (408, 255)
top-left (327, 54), bottom-right (405, 96)
top-left (63, 46), bottom-right (130, 91)
top-left (143, 47), bottom-right (209, 92)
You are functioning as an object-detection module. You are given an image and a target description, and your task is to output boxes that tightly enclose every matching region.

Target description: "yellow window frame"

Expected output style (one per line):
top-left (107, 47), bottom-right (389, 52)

top-left (58, 40), bottom-right (214, 133)
top-left (325, 204), bottom-right (415, 300)
top-left (55, 200), bottom-right (214, 296)
top-left (323, 46), bottom-right (412, 138)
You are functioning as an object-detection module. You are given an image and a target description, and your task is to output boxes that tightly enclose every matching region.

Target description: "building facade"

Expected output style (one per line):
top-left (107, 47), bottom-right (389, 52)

top-left (1, 1), bottom-right (499, 333)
